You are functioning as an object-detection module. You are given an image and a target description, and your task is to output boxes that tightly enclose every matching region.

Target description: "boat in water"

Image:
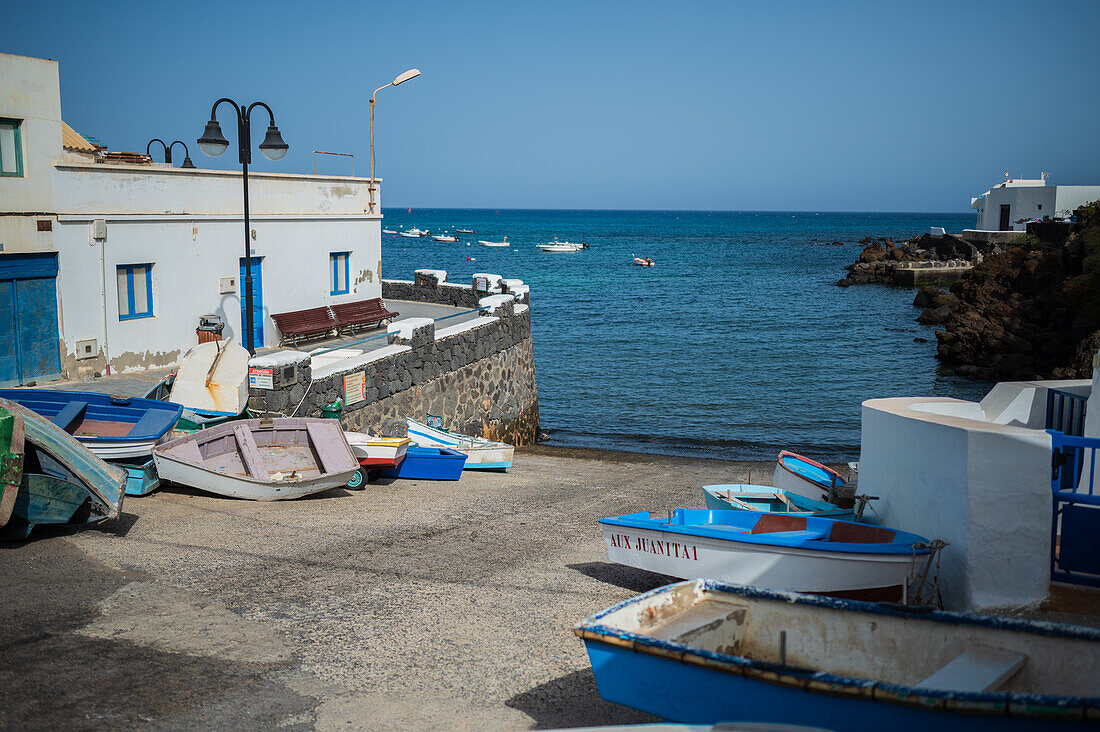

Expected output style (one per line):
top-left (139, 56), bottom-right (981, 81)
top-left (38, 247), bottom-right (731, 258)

top-left (380, 445), bottom-right (466, 480)
top-left (0, 397), bottom-right (126, 539)
top-left (432, 234), bottom-right (458, 242)
top-left (632, 255), bottom-right (655, 266)
top-left (455, 228), bottom-right (475, 234)
top-left (536, 241), bottom-right (582, 252)
top-left (600, 508), bottom-right (931, 602)
top-left (382, 229), bottom-right (397, 234)
top-left (0, 389), bottom-right (183, 460)
top-left (343, 432), bottom-right (411, 487)
top-left (576, 578), bottom-right (1100, 730)
top-left (478, 237), bottom-right (510, 247)
top-left (406, 417), bottom-right (514, 470)
top-left (152, 417), bottom-right (358, 501)
top-left (702, 483), bottom-right (859, 520)
top-left (774, 450), bottom-right (850, 504)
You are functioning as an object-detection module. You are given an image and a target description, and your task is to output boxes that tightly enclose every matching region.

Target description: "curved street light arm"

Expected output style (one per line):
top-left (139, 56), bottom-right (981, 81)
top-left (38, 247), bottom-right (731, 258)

top-left (168, 140), bottom-right (190, 158)
top-left (370, 82), bottom-right (393, 104)
top-left (147, 138), bottom-right (169, 163)
top-left (210, 97), bottom-right (243, 124)
top-left (246, 100), bottom-right (277, 126)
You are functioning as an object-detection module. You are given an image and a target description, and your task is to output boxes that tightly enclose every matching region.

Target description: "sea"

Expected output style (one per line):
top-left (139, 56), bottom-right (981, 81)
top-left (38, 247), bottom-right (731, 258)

top-left (381, 208), bottom-right (991, 462)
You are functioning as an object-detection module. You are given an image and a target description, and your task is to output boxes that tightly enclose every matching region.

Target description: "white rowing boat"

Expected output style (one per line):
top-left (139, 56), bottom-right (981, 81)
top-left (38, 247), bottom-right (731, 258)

top-left (405, 417), bottom-right (514, 470)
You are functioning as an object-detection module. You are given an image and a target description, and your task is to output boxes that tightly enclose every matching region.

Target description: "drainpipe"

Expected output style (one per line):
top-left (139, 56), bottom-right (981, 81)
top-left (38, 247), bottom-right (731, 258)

top-left (98, 221), bottom-right (111, 374)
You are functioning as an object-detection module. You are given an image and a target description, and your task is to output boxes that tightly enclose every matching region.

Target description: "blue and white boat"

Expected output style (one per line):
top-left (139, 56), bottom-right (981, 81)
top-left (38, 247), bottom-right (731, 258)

top-left (703, 483), bottom-right (856, 519)
top-left (601, 509), bottom-right (930, 602)
top-left (117, 457), bottom-right (161, 497)
top-left (773, 450), bottom-right (849, 502)
top-left (0, 389), bottom-right (183, 460)
top-left (380, 446), bottom-right (467, 480)
top-left (406, 417), bottom-right (513, 471)
top-left (576, 579), bottom-right (1100, 730)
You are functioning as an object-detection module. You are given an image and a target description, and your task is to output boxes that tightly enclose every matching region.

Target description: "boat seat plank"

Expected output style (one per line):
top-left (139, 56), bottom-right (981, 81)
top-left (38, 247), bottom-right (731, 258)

top-left (232, 424), bottom-right (269, 479)
top-left (171, 439), bottom-right (204, 466)
top-left (305, 421), bottom-right (345, 474)
top-left (915, 646), bottom-right (1026, 693)
top-left (759, 529), bottom-right (827, 541)
top-left (129, 408), bottom-right (166, 438)
top-left (51, 401), bottom-right (88, 433)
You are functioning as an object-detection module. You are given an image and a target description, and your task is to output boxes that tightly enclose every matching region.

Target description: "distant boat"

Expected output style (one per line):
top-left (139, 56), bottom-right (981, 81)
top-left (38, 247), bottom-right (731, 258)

top-left (382, 229), bottom-right (397, 234)
top-left (774, 450), bottom-right (849, 504)
top-left (478, 237), bottom-right (510, 248)
top-left (577, 578), bottom-right (1100, 729)
top-left (406, 417), bottom-right (514, 470)
top-left (380, 445), bottom-right (466, 480)
top-left (536, 242), bottom-right (582, 252)
top-left (455, 228), bottom-right (475, 234)
top-left (0, 397), bottom-right (126, 539)
top-left (152, 417), bottom-right (359, 501)
top-left (632, 254), bottom-right (655, 266)
top-left (702, 483), bottom-right (857, 519)
top-left (399, 231), bottom-right (421, 238)
top-left (601, 508), bottom-right (930, 601)
top-left (0, 389), bottom-right (183, 460)
top-left (432, 234), bottom-right (459, 242)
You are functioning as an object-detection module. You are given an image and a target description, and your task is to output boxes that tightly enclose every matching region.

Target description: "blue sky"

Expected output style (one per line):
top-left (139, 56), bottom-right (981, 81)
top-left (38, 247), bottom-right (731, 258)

top-left (7, 0), bottom-right (1099, 212)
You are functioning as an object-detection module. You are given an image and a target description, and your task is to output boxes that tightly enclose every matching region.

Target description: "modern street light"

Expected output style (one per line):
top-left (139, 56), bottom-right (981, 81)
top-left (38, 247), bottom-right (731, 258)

top-left (196, 99), bottom-right (288, 355)
top-left (146, 138), bottom-right (196, 168)
top-left (369, 68), bottom-right (420, 214)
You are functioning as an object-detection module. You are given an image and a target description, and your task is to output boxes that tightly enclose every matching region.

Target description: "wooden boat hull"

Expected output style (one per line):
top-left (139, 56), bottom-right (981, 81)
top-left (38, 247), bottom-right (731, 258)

top-left (0, 405), bottom-right (25, 529)
top-left (380, 446), bottom-right (466, 480)
top-left (116, 457), bottom-right (161, 496)
top-left (773, 450), bottom-right (848, 503)
top-left (168, 340), bottom-right (250, 417)
top-left (702, 484), bottom-right (855, 519)
top-left (600, 509), bottom-right (928, 600)
top-left (153, 418), bottom-right (359, 501)
top-left (576, 579), bottom-right (1100, 730)
top-left (344, 432), bottom-right (410, 468)
top-left (405, 417), bottom-right (514, 471)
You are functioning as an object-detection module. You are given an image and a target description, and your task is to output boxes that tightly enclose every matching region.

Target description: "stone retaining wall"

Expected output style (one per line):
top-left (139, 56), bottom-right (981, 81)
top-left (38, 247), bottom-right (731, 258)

top-left (247, 273), bottom-right (539, 446)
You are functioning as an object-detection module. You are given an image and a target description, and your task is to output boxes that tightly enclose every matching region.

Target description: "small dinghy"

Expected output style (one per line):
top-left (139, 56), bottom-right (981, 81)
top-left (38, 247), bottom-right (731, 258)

top-left (152, 417), bottom-right (358, 501)
top-left (117, 457), bottom-right (161, 497)
top-left (601, 508), bottom-right (931, 601)
top-left (774, 450), bottom-right (850, 504)
top-left (432, 234), bottom-right (459, 242)
top-left (0, 398), bottom-right (125, 539)
top-left (0, 389), bottom-right (182, 460)
top-left (144, 373), bottom-right (242, 433)
top-left (536, 242), bottom-right (582, 252)
top-left (632, 254), bottom-right (655, 266)
top-left (702, 484), bottom-right (857, 520)
top-left (406, 417), bottom-right (514, 470)
top-left (167, 339), bottom-right (250, 417)
top-left (382, 229), bottom-right (397, 234)
top-left (455, 228), bottom-right (475, 234)
top-left (380, 446), bottom-right (466, 480)
top-left (343, 432), bottom-right (411, 487)
top-left (576, 579), bottom-right (1100, 729)
top-left (478, 237), bottom-right (510, 247)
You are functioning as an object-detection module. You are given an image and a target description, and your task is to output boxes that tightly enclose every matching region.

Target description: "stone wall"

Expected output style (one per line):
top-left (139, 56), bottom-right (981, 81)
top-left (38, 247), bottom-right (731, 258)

top-left (247, 275), bottom-right (539, 446)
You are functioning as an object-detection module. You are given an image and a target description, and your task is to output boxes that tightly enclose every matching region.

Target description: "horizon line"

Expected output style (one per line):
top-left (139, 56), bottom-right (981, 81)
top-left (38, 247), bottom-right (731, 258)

top-left (380, 206), bottom-right (975, 216)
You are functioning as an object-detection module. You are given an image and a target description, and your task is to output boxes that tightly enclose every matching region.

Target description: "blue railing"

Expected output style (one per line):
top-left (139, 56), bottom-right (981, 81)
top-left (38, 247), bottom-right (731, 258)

top-left (1048, 430), bottom-right (1100, 588)
top-left (1045, 388), bottom-right (1088, 436)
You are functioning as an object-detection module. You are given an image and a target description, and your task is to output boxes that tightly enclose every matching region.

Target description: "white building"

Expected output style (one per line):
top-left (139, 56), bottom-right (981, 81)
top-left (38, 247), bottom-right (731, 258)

top-left (971, 173), bottom-right (1100, 231)
top-left (0, 52), bottom-right (382, 386)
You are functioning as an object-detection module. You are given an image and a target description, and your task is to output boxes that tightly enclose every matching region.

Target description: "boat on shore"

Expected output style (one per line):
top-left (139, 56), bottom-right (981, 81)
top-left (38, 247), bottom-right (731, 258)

top-left (478, 237), bottom-right (510, 247)
top-left (576, 578), bottom-right (1100, 729)
top-left (117, 457), bottom-right (161, 496)
top-left (380, 445), bottom-right (466, 480)
top-left (406, 417), bottom-right (514, 470)
top-left (343, 432), bottom-right (411, 487)
top-left (0, 405), bottom-right (25, 529)
top-left (774, 450), bottom-right (851, 504)
top-left (600, 508), bottom-right (931, 602)
top-left (702, 484), bottom-right (858, 520)
top-left (632, 254), bottom-right (655, 266)
top-left (152, 417), bottom-right (358, 501)
top-left (0, 389), bottom-right (182, 460)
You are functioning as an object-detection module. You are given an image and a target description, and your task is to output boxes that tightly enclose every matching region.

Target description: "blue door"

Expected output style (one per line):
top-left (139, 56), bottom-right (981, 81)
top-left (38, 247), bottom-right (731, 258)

top-left (0, 254), bottom-right (62, 387)
top-left (239, 256), bottom-right (264, 349)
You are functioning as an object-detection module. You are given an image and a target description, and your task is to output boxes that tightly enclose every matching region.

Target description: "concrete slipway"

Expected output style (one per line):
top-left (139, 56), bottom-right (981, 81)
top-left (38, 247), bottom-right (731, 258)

top-left (0, 447), bottom-right (765, 730)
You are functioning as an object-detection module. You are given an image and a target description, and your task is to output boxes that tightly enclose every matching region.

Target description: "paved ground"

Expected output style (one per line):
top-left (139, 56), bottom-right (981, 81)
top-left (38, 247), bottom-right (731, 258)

top-left (0, 446), bottom-right (768, 730)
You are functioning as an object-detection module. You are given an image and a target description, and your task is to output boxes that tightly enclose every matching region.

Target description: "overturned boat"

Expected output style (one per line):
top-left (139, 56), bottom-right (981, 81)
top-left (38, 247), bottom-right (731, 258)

top-left (406, 417), bottom-right (513, 471)
top-left (576, 579), bottom-right (1100, 729)
top-left (152, 417), bottom-right (358, 501)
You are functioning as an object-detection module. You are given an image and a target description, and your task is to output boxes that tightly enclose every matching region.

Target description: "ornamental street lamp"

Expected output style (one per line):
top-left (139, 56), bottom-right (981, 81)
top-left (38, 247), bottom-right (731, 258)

top-left (369, 68), bottom-right (420, 214)
top-left (196, 99), bottom-right (288, 355)
top-left (146, 138), bottom-right (196, 168)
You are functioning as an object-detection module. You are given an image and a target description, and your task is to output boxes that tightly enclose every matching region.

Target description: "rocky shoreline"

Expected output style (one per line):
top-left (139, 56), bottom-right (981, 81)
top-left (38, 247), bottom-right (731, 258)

top-left (838, 203), bottom-right (1100, 381)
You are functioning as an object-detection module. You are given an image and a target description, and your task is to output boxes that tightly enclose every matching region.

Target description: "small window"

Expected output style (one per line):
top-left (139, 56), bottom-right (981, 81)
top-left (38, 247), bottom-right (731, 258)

top-left (1037, 204), bottom-right (1042, 210)
top-left (330, 252), bottom-right (350, 295)
top-left (117, 264), bottom-right (154, 320)
top-left (0, 119), bottom-right (23, 177)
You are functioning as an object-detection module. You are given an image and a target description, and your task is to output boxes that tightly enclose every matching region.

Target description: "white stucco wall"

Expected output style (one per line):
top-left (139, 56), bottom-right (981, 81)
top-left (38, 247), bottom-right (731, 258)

top-left (977, 186), bottom-right (1055, 230)
top-left (861, 396), bottom-right (1052, 612)
top-left (1055, 186), bottom-right (1100, 219)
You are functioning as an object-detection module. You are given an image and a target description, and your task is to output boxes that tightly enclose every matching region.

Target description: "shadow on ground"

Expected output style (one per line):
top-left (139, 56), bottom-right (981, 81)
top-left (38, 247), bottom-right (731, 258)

top-left (567, 561), bottom-right (677, 594)
top-left (505, 668), bottom-right (658, 730)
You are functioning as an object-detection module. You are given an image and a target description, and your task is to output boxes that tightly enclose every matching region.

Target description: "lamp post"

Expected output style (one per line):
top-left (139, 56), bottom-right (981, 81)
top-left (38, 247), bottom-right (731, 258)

top-left (369, 68), bottom-right (420, 214)
top-left (196, 99), bottom-right (288, 356)
top-left (146, 138), bottom-right (196, 168)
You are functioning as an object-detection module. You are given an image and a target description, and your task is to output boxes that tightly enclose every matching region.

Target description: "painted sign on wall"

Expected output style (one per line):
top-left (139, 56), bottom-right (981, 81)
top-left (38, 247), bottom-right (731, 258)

top-left (248, 367), bottom-right (273, 389)
top-left (344, 371), bottom-right (366, 405)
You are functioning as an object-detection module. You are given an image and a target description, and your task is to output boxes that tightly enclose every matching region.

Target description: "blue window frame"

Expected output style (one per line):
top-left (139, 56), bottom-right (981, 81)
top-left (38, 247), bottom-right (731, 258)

top-left (330, 252), bottom-right (350, 295)
top-left (116, 264), bottom-right (154, 320)
top-left (0, 119), bottom-right (24, 177)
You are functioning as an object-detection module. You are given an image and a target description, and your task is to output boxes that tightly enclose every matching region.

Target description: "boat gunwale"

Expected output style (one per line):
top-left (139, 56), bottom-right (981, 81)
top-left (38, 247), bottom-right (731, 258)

top-left (0, 389), bottom-right (183, 443)
top-left (702, 484), bottom-right (855, 518)
top-left (575, 579), bottom-right (1100, 718)
top-left (777, 450), bottom-right (845, 490)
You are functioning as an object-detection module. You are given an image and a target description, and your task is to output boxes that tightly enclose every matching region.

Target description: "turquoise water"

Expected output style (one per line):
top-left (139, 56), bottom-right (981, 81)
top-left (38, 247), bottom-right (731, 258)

top-left (382, 209), bottom-right (989, 461)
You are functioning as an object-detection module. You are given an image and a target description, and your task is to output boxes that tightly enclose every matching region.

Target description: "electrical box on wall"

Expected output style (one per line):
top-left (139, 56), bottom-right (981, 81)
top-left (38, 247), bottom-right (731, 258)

top-left (92, 219), bottom-right (106, 240)
top-left (75, 339), bottom-right (98, 360)
top-left (219, 276), bottom-right (237, 294)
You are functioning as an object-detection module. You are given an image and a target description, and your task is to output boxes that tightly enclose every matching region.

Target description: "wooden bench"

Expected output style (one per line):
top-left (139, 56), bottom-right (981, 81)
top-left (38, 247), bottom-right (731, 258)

top-left (271, 306), bottom-right (340, 346)
top-left (332, 298), bottom-right (399, 335)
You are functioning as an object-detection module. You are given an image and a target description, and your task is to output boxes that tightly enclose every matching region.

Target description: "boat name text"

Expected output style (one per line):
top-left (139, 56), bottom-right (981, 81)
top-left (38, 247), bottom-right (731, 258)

top-left (609, 533), bottom-right (698, 560)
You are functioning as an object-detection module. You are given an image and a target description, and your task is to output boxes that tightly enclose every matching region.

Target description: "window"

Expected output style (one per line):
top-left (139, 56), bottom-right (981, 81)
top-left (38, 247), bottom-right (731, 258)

top-left (0, 119), bottom-right (23, 177)
top-left (330, 252), bottom-right (350, 295)
top-left (117, 264), bottom-right (154, 320)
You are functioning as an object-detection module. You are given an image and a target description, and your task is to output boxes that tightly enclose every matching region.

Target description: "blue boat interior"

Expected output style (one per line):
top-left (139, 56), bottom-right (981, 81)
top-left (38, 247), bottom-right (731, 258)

top-left (780, 454), bottom-right (845, 490)
top-left (703, 484), bottom-right (854, 517)
top-left (0, 389), bottom-right (181, 442)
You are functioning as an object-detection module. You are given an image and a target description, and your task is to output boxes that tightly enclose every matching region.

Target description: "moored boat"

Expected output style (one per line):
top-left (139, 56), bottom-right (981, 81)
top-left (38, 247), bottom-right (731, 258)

top-left (536, 242), bottom-right (582, 252)
top-left (380, 445), bottom-right (466, 480)
top-left (576, 578), bottom-right (1100, 730)
top-left (454, 228), bottom-right (475, 234)
top-left (406, 417), bottom-right (514, 470)
top-left (0, 389), bottom-right (183, 459)
top-left (382, 229), bottom-right (397, 234)
top-left (600, 508), bottom-right (931, 601)
top-left (774, 450), bottom-right (849, 504)
top-left (702, 484), bottom-right (856, 520)
top-left (432, 234), bottom-right (458, 242)
top-left (478, 237), bottom-right (510, 247)
top-left (632, 254), bottom-right (655, 266)
top-left (152, 417), bottom-right (358, 501)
